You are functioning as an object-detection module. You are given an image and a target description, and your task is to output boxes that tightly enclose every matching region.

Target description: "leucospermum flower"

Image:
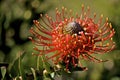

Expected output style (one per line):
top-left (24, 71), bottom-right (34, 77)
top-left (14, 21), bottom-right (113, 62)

top-left (29, 5), bottom-right (115, 71)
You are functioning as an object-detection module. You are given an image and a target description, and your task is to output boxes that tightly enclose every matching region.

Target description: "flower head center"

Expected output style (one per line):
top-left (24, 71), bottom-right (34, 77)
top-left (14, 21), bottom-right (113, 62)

top-left (64, 21), bottom-right (84, 35)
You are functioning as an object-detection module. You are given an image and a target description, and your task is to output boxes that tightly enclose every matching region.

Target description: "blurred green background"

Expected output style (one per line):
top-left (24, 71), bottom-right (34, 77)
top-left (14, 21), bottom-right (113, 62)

top-left (0, 0), bottom-right (120, 80)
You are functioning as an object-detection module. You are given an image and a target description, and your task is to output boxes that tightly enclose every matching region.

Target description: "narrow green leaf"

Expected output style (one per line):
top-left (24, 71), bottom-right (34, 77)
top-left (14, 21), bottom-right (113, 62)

top-left (31, 68), bottom-right (36, 80)
top-left (37, 56), bottom-right (40, 70)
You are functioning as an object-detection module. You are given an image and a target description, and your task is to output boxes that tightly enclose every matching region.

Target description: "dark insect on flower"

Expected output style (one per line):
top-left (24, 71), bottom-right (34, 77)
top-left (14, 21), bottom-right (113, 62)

top-left (29, 5), bottom-right (115, 71)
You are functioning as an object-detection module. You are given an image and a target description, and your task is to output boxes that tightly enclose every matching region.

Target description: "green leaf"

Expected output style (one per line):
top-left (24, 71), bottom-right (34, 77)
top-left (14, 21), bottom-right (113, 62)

top-left (8, 51), bottom-right (25, 72)
top-left (31, 67), bottom-right (37, 80)
top-left (1, 67), bottom-right (6, 80)
top-left (8, 51), bottom-right (25, 79)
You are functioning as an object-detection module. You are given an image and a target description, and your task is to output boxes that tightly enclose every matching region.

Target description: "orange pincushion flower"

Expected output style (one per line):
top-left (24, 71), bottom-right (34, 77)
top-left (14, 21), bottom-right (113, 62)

top-left (29, 5), bottom-right (115, 71)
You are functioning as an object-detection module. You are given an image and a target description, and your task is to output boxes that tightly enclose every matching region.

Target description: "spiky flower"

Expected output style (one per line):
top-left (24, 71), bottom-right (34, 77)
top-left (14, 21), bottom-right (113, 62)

top-left (29, 5), bottom-right (115, 71)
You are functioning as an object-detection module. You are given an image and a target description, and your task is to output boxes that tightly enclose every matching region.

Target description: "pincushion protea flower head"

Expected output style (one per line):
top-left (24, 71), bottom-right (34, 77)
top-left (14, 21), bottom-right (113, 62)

top-left (29, 5), bottom-right (115, 71)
